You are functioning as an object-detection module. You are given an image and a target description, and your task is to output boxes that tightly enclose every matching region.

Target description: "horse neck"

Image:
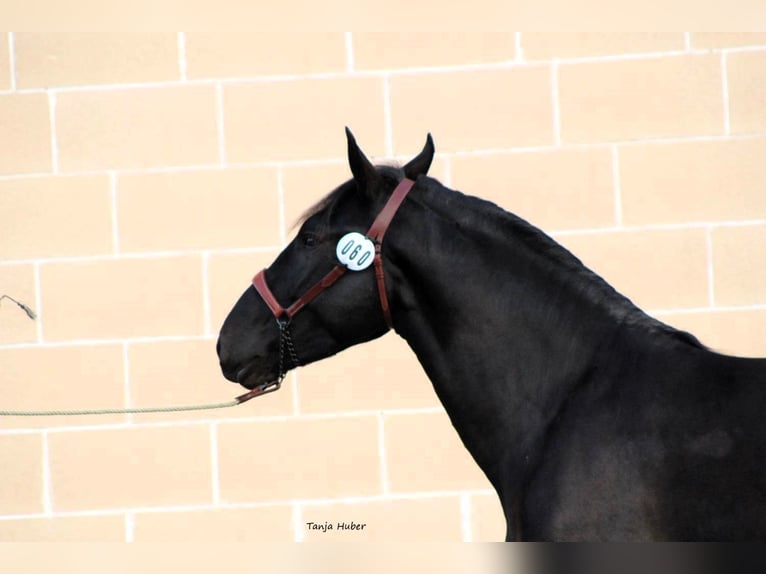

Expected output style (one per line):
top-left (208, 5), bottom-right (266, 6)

top-left (385, 182), bottom-right (628, 490)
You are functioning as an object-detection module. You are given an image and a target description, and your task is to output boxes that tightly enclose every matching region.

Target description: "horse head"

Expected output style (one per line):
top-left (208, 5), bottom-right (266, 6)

top-left (217, 129), bottom-right (434, 390)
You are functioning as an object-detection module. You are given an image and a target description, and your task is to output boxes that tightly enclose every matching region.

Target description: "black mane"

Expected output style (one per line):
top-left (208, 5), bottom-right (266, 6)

top-left (445, 185), bottom-right (706, 349)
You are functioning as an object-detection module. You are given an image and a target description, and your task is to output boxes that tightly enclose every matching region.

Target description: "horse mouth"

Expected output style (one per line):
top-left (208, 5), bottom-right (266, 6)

top-left (233, 358), bottom-right (277, 390)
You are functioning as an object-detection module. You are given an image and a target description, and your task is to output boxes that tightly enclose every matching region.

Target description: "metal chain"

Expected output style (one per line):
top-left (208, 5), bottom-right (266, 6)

top-left (277, 319), bottom-right (301, 384)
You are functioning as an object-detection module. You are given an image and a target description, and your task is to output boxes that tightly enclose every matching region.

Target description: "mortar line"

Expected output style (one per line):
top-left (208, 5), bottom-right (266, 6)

top-left (721, 51), bottom-right (731, 135)
top-left (177, 32), bottom-right (188, 81)
top-left (291, 372), bottom-right (301, 415)
top-left (7, 33), bottom-right (16, 90)
top-left (442, 155), bottom-right (452, 187)
top-left (33, 262), bottom-right (43, 343)
top-left (201, 252), bottom-right (212, 336)
top-left (514, 32), bottom-right (523, 62)
top-left (611, 145), bottom-right (623, 227)
top-left (210, 423), bottom-right (221, 505)
top-left (122, 342), bottom-right (133, 424)
top-left (0, 333), bottom-right (215, 351)
top-left (705, 226), bottom-right (716, 306)
top-left (551, 61), bottom-right (561, 146)
top-left (344, 32), bottom-right (354, 73)
top-left (460, 493), bottom-right (473, 542)
top-left (4, 48), bottom-right (764, 98)
top-left (382, 74), bottom-right (394, 156)
top-left (0, 489), bottom-right (499, 521)
top-left (41, 431), bottom-right (53, 515)
top-left (108, 171), bottom-right (120, 254)
top-left (47, 91), bottom-right (59, 174)
top-left (277, 165), bottom-right (287, 246)
top-left (215, 82), bottom-right (227, 165)
top-left (0, 245), bottom-right (284, 267)
top-left (125, 512), bottom-right (135, 542)
top-left (377, 413), bottom-right (391, 494)
top-left (0, 407), bottom-right (447, 436)
top-left (293, 502), bottom-right (305, 541)
top-left (0, 130), bottom-right (765, 182)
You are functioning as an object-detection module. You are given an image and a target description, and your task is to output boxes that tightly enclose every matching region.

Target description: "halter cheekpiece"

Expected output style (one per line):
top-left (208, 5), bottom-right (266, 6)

top-left (238, 178), bottom-right (415, 401)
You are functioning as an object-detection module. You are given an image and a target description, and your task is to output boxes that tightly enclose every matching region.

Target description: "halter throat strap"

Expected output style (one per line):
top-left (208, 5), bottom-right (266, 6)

top-left (252, 177), bottom-right (415, 330)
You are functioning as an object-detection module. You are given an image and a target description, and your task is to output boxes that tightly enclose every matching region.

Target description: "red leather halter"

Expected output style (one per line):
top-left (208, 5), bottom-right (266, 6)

top-left (252, 177), bottom-right (415, 330)
top-left (234, 177), bottom-right (414, 405)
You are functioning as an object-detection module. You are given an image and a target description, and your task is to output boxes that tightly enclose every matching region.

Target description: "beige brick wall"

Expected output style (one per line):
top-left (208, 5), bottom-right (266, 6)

top-left (0, 32), bottom-right (765, 543)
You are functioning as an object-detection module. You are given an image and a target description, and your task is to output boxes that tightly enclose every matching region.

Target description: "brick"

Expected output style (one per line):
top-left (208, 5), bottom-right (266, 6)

top-left (185, 33), bottom-right (345, 78)
top-left (0, 93), bottom-right (51, 175)
top-left (0, 34), bottom-right (9, 90)
top-left (658, 309), bottom-right (766, 358)
top-left (620, 138), bottom-right (766, 224)
top-left (301, 496), bottom-right (462, 541)
top-left (712, 225), bottom-right (766, 306)
top-left (207, 250), bottom-right (280, 336)
top-left (281, 162), bottom-right (351, 231)
top-left (556, 229), bottom-right (709, 310)
top-left (117, 168), bottom-right (280, 253)
top-left (128, 339), bottom-right (294, 423)
top-left (40, 256), bottom-right (204, 341)
top-left (450, 148), bottom-right (615, 231)
top-left (0, 434), bottom-right (43, 514)
top-left (298, 335), bottom-right (439, 413)
top-left (389, 67), bottom-right (552, 154)
top-left (522, 33), bottom-right (684, 60)
top-left (727, 51), bottom-right (766, 133)
top-left (559, 55), bottom-right (723, 143)
top-left (48, 425), bottom-right (212, 510)
top-left (0, 265), bottom-right (36, 344)
top-left (14, 33), bottom-right (179, 88)
top-left (0, 175), bottom-right (112, 259)
top-left (223, 78), bottom-right (385, 162)
top-left (353, 33), bottom-right (515, 70)
top-left (470, 493), bottom-right (506, 541)
top-left (217, 416), bottom-right (380, 501)
top-left (0, 345), bottom-right (125, 430)
top-left (691, 33), bottom-right (766, 49)
top-left (56, 86), bottom-right (218, 171)
top-left (384, 411), bottom-right (492, 492)
top-left (0, 515), bottom-right (125, 541)
top-left (133, 505), bottom-right (294, 541)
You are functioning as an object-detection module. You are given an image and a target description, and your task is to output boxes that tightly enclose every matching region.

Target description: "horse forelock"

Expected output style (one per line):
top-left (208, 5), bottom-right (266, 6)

top-left (295, 165), bottom-right (405, 229)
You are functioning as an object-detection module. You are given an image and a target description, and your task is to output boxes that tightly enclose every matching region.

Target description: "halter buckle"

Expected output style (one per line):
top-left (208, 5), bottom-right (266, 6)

top-left (235, 379), bottom-right (282, 404)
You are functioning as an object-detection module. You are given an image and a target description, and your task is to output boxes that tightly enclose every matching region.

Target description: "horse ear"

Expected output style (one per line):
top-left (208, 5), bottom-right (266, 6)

top-left (346, 127), bottom-right (378, 193)
top-left (403, 133), bottom-right (435, 179)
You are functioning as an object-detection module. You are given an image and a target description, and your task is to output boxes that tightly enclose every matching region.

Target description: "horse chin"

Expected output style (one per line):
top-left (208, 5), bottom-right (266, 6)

top-left (235, 359), bottom-right (277, 390)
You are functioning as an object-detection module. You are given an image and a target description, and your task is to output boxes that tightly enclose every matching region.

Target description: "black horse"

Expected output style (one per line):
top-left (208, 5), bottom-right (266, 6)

top-left (217, 129), bottom-right (766, 541)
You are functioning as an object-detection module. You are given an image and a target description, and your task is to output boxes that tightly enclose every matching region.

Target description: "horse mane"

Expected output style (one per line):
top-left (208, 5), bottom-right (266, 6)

top-left (434, 180), bottom-right (706, 350)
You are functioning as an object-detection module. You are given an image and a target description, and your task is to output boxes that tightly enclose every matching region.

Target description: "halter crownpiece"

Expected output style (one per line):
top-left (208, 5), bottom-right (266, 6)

top-left (250, 177), bottom-right (415, 380)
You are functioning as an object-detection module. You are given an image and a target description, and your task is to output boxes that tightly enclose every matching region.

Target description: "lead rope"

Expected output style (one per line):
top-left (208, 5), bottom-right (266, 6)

top-left (0, 399), bottom-right (243, 417)
top-left (0, 321), bottom-right (302, 417)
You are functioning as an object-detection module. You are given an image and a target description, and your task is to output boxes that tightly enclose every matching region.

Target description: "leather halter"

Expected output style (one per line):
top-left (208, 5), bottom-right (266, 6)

top-left (252, 177), bottom-right (415, 330)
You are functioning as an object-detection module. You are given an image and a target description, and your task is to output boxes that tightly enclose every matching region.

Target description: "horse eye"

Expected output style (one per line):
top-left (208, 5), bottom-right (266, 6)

top-left (301, 233), bottom-right (318, 248)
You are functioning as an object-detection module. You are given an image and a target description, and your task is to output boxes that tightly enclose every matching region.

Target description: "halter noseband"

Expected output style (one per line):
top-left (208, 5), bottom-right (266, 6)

top-left (239, 178), bottom-right (415, 400)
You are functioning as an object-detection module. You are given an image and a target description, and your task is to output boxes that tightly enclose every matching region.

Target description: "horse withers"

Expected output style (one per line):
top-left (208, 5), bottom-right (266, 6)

top-left (217, 129), bottom-right (766, 541)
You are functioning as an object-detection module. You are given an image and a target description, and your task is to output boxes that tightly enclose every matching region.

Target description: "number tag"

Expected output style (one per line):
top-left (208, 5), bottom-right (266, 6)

top-left (336, 232), bottom-right (375, 271)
